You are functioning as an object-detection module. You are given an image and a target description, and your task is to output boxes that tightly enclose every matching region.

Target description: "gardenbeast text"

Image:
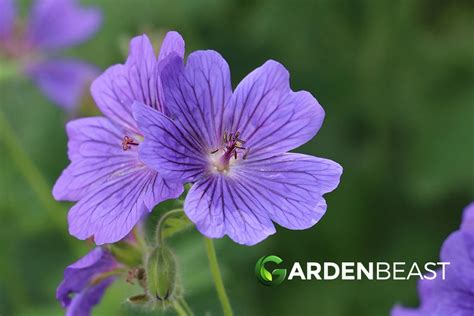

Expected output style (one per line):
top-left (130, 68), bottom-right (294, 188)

top-left (287, 262), bottom-right (450, 281)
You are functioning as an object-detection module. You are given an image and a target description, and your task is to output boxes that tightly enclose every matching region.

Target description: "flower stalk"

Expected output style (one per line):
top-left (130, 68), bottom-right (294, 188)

top-left (204, 237), bottom-right (233, 316)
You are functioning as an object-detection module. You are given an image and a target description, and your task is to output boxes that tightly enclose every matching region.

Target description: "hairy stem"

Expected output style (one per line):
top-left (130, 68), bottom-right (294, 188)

top-left (173, 298), bottom-right (193, 316)
top-left (204, 238), bottom-right (233, 316)
top-left (177, 297), bottom-right (194, 315)
top-left (155, 208), bottom-right (186, 245)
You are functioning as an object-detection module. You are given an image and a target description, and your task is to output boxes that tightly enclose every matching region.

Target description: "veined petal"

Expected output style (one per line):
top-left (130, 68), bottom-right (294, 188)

top-left (226, 60), bottom-right (325, 160)
top-left (53, 117), bottom-right (139, 201)
top-left (133, 102), bottom-right (207, 182)
top-left (26, 59), bottom-right (99, 110)
top-left (91, 35), bottom-right (158, 132)
top-left (161, 50), bottom-right (232, 149)
top-left (156, 31), bottom-right (185, 111)
top-left (27, 0), bottom-right (101, 50)
top-left (64, 278), bottom-right (114, 316)
top-left (0, 0), bottom-right (16, 40)
top-left (56, 248), bottom-right (116, 308)
top-left (183, 153), bottom-right (341, 245)
top-left (184, 175), bottom-right (276, 245)
top-left (157, 31), bottom-right (185, 63)
top-left (235, 153), bottom-right (342, 230)
top-left (68, 168), bottom-right (182, 244)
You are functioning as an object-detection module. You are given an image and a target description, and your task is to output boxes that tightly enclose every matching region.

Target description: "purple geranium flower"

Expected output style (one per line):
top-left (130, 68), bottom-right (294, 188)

top-left (53, 32), bottom-right (185, 244)
top-left (0, 0), bottom-right (101, 109)
top-left (392, 202), bottom-right (474, 316)
top-left (57, 247), bottom-right (118, 316)
top-left (133, 51), bottom-right (343, 245)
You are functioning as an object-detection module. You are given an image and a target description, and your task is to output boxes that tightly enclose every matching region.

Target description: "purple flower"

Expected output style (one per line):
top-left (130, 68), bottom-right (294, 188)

top-left (57, 247), bottom-right (118, 316)
top-left (53, 33), bottom-right (185, 244)
top-left (133, 51), bottom-right (343, 245)
top-left (392, 202), bottom-right (474, 316)
top-left (0, 0), bottom-right (101, 109)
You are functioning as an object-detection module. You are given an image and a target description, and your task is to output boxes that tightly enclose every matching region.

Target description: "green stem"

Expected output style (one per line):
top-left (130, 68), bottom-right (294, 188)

top-left (155, 208), bottom-right (184, 245)
top-left (173, 299), bottom-right (191, 316)
top-left (0, 108), bottom-right (66, 232)
top-left (204, 238), bottom-right (233, 316)
top-left (177, 297), bottom-right (194, 316)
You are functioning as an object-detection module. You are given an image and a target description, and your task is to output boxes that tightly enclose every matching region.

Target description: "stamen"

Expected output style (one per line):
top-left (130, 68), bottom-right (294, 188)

top-left (211, 130), bottom-right (250, 173)
top-left (122, 136), bottom-right (139, 151)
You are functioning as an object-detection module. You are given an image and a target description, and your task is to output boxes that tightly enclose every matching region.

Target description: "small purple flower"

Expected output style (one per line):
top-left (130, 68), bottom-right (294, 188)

top-left (57, 247), bottom-right (118, 316)
top-left (133, 51), bottom-right (343, 245)
top-left (0, 0), bottom-right (101, 109)
top-left (53, 33), bottom-right (185, 244)
top-left (392, 202), bottom-right (474, 316)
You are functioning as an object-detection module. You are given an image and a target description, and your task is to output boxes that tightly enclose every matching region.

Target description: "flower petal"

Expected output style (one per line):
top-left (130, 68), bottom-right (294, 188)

top-left (53, 117), bottom-right (139, 201)
top-left (440, 231), bottom-right (474, 293)
top-left (184, 175), bottom-right (276, 245)
top-left (226, 60), bottom-right (325, 160)
top-left (26, 59), bottom-right (99, 109)
top-left (133, 102), bottom-right (208, 182)
top-left (235, 153), bottom-right (342, 230)
top-left (91, 34), bottom-right (160, 132)
top-left (63, 278), bottom-right (114, 316)
top-left (433, 291), bottom-right (474, 316)
top-left (183, 154), bottom-right (341, 245)
top-left (56, 248), bottom-right (116, 308)
top-left (157, 31), bottom-right (185, 63)
top-left (68, 168), bottom-right (182, 244)
top-left (156, 31), bottom-right (185, 110)
top-left (461, 201), bottom-right (474, 233)
top-left (27, 0), bottom-right (101, 50)
top-left (0, 0), bottom-right (16, 40)
top-left (161, 50), bottom-right (232, 149)
top-left (390, 306), bottom-right (424, 316)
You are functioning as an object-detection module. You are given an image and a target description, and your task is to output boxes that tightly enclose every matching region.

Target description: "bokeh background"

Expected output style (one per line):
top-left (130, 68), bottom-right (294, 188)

top-left (1, 0), bottom-right (473, 315)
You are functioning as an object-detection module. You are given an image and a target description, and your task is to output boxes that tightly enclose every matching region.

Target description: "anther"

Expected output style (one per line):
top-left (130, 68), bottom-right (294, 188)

top-left (122, 136), bottom-right (139, 151)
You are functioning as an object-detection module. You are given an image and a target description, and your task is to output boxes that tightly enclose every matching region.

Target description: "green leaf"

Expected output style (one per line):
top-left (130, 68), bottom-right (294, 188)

top-left (160, 211), bottom-right (193, 240)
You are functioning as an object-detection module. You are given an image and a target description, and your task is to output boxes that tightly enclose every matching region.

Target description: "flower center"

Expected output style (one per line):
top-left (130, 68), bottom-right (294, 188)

top-left (210, 131), bottom-right (249, 173)
top-left (122, 136), bottom-right (139, 151)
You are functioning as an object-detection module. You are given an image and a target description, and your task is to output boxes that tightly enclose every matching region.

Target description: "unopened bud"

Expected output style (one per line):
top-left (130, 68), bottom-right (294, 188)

top-left (145, 246), bottom-right (177, 301)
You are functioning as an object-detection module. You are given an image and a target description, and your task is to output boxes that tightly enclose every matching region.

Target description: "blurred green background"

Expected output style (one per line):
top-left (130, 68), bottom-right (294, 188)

top-left (1, 0), bottom-right (473, 315)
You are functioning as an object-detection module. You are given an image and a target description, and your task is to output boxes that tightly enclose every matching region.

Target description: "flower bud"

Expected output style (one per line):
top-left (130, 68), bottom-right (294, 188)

top-left (145, 245), bottom-right (177, 301)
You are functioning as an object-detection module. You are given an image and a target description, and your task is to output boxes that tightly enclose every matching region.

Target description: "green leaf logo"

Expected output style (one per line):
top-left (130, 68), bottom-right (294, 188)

top-left (255, 255), bottom-right (287, 286)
